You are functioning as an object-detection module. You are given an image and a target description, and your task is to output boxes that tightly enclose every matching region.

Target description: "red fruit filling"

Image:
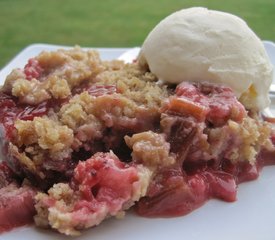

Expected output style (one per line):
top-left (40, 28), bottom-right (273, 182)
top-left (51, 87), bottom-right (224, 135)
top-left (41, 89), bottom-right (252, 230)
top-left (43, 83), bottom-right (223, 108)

top-left (164, 82), bottom-right (246, 125)
top-left (0, 94), bottom-right (49, 139)
top-left (24, 58), bottom-right (43, 80)
top-left (72, 83), bottom-right (117, 96)
top-left (136, 82), bottom-right (275, 218)
top-left (0, 163), bottom-right (36, 233)
top-left (0, 184), bottom-right (36, 233)
top-left (136, 166), bottom-right (237, 217)
top-left (72, 152), bottom-right (140, 214)
top-left (35, 152), bottom-right (146, 235)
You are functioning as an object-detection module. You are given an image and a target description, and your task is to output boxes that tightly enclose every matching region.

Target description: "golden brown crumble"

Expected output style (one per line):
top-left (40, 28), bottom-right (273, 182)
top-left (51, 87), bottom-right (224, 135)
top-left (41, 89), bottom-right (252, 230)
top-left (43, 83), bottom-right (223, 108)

top-left (37, 47), bottom-right (104, 87)
top-left (12, 78), bottom-right (51, 104)
top-left (228, 118), bottom-right (272, 163)
top-left (3, 47), bottom-right (168, 177)
top-left (15, 117), bottom-right (74, 157)
top-left (125, 131), bottom-right (176, 169)
top-left (208, 117), bottom-right (273, 164)
top-left (3, 47), bottom-right (104, 104)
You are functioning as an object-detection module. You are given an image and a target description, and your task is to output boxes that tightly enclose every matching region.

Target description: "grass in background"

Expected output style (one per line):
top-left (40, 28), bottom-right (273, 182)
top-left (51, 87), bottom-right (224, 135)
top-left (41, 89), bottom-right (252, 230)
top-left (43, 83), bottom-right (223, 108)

top-left (0, 0), bottom-right (274, 67)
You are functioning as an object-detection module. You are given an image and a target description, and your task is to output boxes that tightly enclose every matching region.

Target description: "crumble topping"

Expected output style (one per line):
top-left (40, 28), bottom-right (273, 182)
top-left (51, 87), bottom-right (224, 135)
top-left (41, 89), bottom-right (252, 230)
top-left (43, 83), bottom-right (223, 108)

top-left (226, 118), bottom-right (272, 163)
top-left (15, 117), bottom-right (74, 159)
top-left (3, 47), bottom-right (104, 105)
top-left (125, 131), bottom-right (176, 169)
top-left (2, 48), bottom-right (168, 180)
top-left (207, 117), bottom-right (273, 164)
top-left (36, 47), bottom-right (103, 87)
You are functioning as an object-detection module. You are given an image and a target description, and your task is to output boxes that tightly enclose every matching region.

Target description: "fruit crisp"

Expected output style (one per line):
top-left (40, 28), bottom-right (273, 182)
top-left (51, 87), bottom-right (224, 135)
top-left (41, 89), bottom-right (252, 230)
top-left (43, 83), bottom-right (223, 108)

top-left (0, 47), bottom-right (274, 235)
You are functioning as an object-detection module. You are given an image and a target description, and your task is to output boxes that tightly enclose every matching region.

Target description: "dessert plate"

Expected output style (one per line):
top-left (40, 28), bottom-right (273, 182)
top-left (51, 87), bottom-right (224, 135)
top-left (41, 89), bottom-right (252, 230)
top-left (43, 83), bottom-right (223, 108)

top-left (0, 42), bottom-right (275, 240)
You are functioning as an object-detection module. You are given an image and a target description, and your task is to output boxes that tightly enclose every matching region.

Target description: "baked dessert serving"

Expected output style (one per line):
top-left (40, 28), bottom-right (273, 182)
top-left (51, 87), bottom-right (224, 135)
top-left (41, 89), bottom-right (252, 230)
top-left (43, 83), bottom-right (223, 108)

top-left (0, 7), bottom-right (274, 236)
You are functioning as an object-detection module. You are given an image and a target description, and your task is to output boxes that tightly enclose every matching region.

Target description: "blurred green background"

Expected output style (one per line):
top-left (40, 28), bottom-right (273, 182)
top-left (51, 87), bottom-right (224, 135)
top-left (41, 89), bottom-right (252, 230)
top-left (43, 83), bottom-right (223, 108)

top-left (0, 0), bottom-right (274, 68)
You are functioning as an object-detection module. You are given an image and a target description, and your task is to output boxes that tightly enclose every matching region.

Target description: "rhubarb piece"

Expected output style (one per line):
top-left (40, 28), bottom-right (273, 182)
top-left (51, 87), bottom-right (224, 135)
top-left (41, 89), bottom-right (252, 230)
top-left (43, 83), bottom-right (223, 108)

top-left (137, 166), bottom-right (237, 217)
top-left (0, 183), bottom-right (36, 232)
top-left (34, 152), bottom-right (151, 235)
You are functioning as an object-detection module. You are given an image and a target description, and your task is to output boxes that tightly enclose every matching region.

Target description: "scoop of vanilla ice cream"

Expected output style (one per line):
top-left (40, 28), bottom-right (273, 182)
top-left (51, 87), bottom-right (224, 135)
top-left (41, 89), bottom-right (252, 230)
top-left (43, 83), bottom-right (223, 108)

top-left (138, 7), bottom-right (273, 110)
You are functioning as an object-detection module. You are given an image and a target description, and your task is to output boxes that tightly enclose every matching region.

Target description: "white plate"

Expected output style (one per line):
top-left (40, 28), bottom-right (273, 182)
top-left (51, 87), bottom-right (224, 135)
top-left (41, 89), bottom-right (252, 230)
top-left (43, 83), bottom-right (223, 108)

top-left (0, 43), bottom-right (275, 240)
